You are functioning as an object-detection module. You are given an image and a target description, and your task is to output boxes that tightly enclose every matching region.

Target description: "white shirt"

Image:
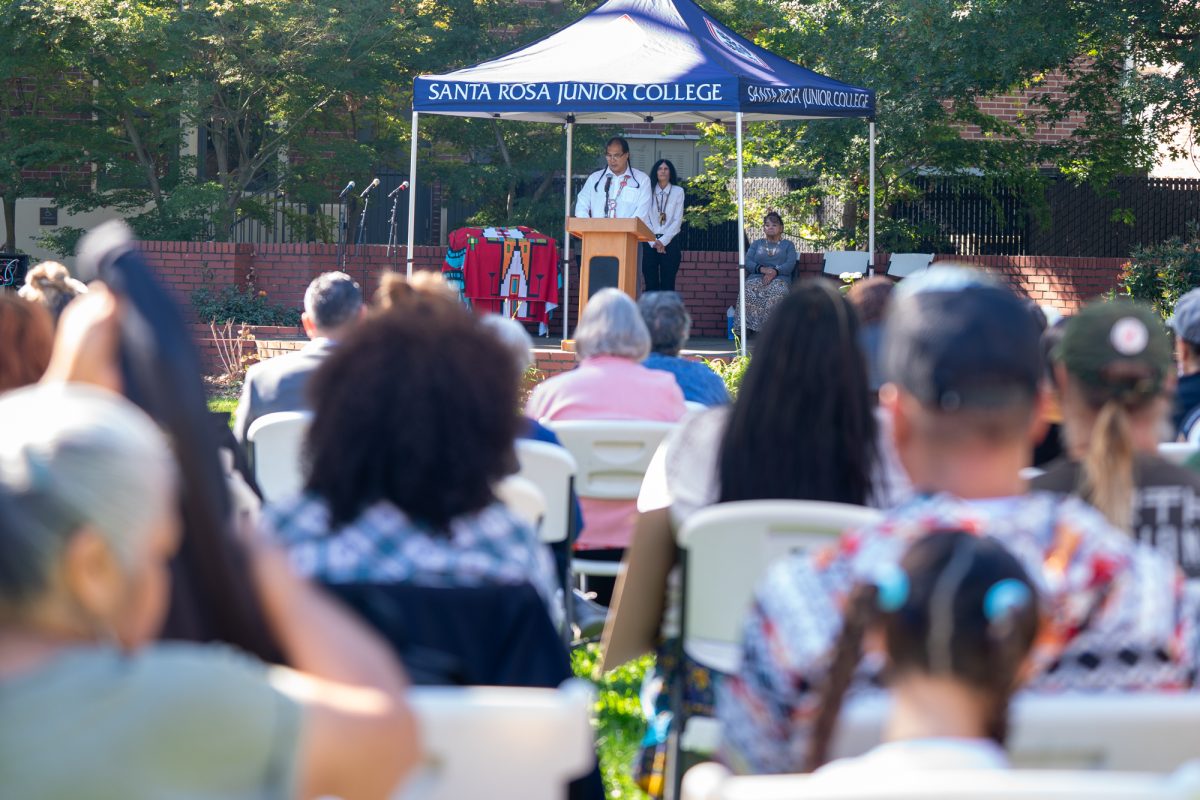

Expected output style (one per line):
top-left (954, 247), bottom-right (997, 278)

top-left (815, 738), bottom-right (1010, 777)
top-left (642, 183), bottom-right (685, 246)
top-left (575, 166), bottom-right (652, 221)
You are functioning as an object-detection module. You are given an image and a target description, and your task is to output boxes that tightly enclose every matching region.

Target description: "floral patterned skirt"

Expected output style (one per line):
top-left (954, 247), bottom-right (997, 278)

top-left (736, 275), bottom-right (790, 333)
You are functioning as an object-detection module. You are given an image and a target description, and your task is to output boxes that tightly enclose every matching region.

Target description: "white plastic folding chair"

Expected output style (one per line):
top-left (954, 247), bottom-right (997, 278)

top-left (514, 440), bottom-right (578, 547)
top-left (1159, 442), bottom-right (1198, 465)
top-left (671, 501), bottom-right (883, 774)
top-left (822, 250), bottom-right (872, 278)
top-left (495, 475), bottom-right (548, 531)
top-left (884, 252), bottom-right (934, 279)
top-left (543, 419), bottom-right (678, 591)
top-left (395, 681), bottom-right (597, 800)
top-left (245, 410), bottom-right (312, 504)
top-left (684, 400), bottom-right (708, 416)
top-left (682, 761), bottom-right (1200, 800)
top-left (828, 691), bottom-right (1200, 771)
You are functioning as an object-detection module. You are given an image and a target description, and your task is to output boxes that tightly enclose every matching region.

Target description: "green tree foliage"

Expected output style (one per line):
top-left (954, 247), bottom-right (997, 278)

top-left (690, 0), bottom-right (1200, 249)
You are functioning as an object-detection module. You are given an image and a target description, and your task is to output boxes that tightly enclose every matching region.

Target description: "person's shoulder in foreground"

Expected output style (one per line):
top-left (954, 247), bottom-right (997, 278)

top-left (643, 352), bottom-right (730, 406)
top-left (0, 642), bottom-right (302, 798)
top-left (717, 489), bottom-right (1196, 775)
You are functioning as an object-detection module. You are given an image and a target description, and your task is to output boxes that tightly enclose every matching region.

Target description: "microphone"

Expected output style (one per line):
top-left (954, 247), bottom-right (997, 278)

top-left (604, 176), bottom-right (613, 195)
top-left (337, 180), bottom-right (355, 199)
top-left (388, 180), bottom-right (410, 199)
top-left (359, 178), bottom-right (380, 198)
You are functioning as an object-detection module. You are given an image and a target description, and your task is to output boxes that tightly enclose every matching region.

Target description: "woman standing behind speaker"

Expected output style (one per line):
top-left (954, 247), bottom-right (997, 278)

top-left (641, 159), bottom-right (685, 292)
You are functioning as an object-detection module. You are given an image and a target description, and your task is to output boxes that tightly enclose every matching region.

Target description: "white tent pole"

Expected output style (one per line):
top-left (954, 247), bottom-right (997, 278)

top-left (406, 111), bottom-right (419, 278)
top-left (736, 112), bottom-right (747, 357)
top-left (563, 120), bottom-right (573, 340)
top-left (868, 120), bottom-right (876, 276)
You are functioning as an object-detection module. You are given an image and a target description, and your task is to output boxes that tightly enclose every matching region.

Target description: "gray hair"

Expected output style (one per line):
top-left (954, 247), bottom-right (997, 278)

top-left (575, 289), bottom-right (651, 361)
top-left (0, 384), bottom-right (177, 608)
top-left (638, 291), bottom-right (691, 356)
top-left (304, 271), bottom-right (363, 331)
top-left (479, 314), bottom-right (534, 374)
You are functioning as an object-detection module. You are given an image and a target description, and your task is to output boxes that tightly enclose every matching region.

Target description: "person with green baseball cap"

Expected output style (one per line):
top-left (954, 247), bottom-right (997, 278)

top-left (1031, 298), bottom-right (1200, 577)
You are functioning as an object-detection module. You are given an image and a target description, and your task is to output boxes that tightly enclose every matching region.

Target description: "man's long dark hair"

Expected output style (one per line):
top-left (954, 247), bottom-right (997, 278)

top-left (718, 280), bottom-right (877, 505)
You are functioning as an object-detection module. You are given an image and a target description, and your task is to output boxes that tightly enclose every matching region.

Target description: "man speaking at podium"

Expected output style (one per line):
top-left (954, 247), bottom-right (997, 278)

top-left (575, 136), bottom-right (652, 221)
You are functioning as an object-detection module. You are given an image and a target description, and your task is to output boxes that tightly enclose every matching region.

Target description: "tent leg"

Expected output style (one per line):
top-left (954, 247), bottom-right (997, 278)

top-left (736, 112), bottom-right (747, 358)
top-left (868, 120), bottom-right (876, 277)
top-left (563, 120), bottom-right (573, 341)
top-left (406, 111), bottom-right (420, 278)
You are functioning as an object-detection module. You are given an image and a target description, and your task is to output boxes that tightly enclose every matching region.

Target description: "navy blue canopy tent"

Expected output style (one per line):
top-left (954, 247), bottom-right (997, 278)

top-left (406, 0), bottom-right (877, 348)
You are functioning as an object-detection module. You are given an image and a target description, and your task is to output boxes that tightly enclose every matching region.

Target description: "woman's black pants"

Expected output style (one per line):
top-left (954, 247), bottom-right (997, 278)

top-left (641, 238), bottom-right (682, 292)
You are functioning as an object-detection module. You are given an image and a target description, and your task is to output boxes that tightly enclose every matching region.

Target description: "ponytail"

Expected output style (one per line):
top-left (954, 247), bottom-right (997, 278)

top-left (1079, 398), bottom-right (1135, 532)
top-left (805, 584), bottom-right (879, 772)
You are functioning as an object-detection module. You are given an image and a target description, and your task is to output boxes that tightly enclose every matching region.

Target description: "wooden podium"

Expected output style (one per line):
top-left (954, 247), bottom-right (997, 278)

top-left (567, 217), bottom-right (656, 330)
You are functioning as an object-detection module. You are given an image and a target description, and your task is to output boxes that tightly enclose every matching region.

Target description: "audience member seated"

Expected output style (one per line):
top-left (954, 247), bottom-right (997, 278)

top-left (607, 280), bottom-right (881, 796)
top-left (526, 288), bottom-right (686, 602)
top-left (375, 269), bottom-right (461, 309)
top-left (806, 531), bottom-right (1039, 776)
top-left (846, 276), bottom-right (894, 396)
top-left (0, 292), bottom-right (53, 391)
top-left (480, 312), bottom-right (585, 591)
top-left (262, 296), bottom-right (560, 619)
top-left (1032, 317), bottom-right (1068, 467)
top-left (1170, 288), bottom-right (1200, 438)
top-left (736, 211), bottom-right (798, 335)
top-left (638, 291), bottom-right (729, 407)
top-left (1032, 299), bottom-right (1200, 577)
top-left (18, 260), bottom-right (87, 324)
top-left (0, 383), bottom-right (418, 799)
top-left (718, 269), bottom-right (1197, 775)
top-left (234, 271), bottom-right (364, 442)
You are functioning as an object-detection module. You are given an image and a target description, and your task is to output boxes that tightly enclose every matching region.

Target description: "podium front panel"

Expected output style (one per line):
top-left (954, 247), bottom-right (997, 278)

top-left (587, 256), bottom-right (620, 297)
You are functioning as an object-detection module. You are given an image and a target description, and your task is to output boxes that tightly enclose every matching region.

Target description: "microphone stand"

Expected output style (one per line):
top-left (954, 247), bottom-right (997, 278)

top-left (386, 186), bottom-right (402, 260)
top-left (354, 191), bottom-right (371, 258)
top-left (337, 195), bottom-right (348, 270)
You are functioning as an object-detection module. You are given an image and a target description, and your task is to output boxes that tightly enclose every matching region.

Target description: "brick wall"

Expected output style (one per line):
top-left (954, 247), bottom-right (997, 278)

top-left (152, 242), bottom-right (1128, 373)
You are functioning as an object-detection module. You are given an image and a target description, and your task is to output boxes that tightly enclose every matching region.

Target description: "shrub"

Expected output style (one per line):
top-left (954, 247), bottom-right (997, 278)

top-left (190, 285), bottom-right (302, 326)
top-left (706, 353), bottom-right (750, 399)
top-left (1121, 223), bottom-right (1200, 320)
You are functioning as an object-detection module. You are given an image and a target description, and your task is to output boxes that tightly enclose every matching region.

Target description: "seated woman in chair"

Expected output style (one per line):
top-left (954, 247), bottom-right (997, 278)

top-left (737, 211), bottom-right (798, 335)
top-left (262, 293), bottom-right (559, 617)
top-left (0, 383), bottom-right (418, 800)
top-left (526, 289), bottom-right (686, 603)
top-left (602, 280), bottom-right (882, 796)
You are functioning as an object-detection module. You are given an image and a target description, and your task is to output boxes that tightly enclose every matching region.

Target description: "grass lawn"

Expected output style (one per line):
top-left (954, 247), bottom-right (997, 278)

top-left (208, 397), bottom-right (237, 423)
top-left (573, 646), bottom-right (654, 799)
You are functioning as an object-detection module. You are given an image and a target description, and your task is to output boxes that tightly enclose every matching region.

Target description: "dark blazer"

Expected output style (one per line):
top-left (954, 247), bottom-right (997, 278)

top-left (233, 338), bottom-right (336, 442)
top-left (325, 582), bottom-right (605, 800)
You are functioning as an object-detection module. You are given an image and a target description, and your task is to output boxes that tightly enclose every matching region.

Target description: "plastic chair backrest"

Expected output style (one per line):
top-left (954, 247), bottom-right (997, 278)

top-left (682, 761), bottom-right (1200, 800)
top-left (396, 682), bottom-right (597, 800)
top-left (1159, 442), bottom-right (1198, 466)
top-left (829, 692), bottom-right (1200, 772)
top-left (544, 420), bottom-right (677, 501)
top-left (822, 250), bottom-right (871, 277)
top-left (495, 475), bottom-right (547, 532)
top-left (245, 410), bottom-right (312, 504)
top-left (885, 252), bottom-right (934, 278)
top-left (515, 440), bottom-right (578, 545)
top-left (677, 500), bottom-right (882, 674)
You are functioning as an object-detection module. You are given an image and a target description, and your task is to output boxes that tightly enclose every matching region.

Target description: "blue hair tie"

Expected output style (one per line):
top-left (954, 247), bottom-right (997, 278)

top-left (983, 578), bottom-right (1032, 623)
top-left (873, 563), bottom-right (910, 612)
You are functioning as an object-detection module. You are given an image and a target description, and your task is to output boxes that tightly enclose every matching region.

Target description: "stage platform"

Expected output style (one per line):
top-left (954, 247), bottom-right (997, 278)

top-left (531, 336), bottom-right (739, 379)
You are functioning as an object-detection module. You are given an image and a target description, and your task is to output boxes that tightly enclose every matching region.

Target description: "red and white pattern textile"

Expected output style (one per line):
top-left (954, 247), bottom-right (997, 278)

top-left (444, 226), bottom-right (560, 323)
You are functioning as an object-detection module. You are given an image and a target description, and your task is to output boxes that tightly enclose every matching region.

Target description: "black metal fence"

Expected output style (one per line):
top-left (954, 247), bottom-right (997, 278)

top-left (891, 175), bottom-right (1200, 258)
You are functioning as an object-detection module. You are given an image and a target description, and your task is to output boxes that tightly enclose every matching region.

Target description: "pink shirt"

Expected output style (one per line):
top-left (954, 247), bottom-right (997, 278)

top-left (527, 356), bottom-right (686, 548)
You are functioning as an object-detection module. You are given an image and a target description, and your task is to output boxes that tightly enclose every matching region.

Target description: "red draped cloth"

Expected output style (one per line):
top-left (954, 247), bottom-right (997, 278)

top-left (444, 226), bottom-right (560, 323)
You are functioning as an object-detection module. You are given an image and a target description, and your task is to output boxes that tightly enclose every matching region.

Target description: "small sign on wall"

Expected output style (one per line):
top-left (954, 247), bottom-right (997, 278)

top-left (39, 207), bottom-right (58, 226)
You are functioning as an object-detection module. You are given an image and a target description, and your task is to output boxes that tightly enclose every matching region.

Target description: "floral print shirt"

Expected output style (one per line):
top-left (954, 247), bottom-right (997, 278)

top-left (716, 492), bottom-right (1198, 775)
